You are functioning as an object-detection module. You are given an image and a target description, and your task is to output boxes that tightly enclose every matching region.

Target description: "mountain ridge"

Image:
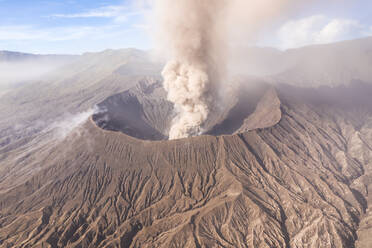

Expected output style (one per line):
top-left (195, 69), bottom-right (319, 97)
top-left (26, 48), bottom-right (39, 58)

top-left (0, 50), bottom-right (77, 62)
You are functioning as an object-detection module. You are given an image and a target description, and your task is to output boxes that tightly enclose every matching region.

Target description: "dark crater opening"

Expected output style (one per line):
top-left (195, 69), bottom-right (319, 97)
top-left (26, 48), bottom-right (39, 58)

top-left (93, 80), bottom-right (174, 140)
top-left (92, 78), bottom-right (279, 141)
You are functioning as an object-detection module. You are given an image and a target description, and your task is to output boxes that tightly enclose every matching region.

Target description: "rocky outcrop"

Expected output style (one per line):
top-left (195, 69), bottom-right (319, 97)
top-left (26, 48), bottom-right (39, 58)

top-left (236, 87), bottom-right (281, 133)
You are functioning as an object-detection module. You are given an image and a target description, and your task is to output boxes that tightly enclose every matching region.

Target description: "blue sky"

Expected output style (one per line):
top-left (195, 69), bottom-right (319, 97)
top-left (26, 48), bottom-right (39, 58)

top-left (0, 0), bottom-right (150, 54)
top-left (0, 0), bottom-right (371, 54)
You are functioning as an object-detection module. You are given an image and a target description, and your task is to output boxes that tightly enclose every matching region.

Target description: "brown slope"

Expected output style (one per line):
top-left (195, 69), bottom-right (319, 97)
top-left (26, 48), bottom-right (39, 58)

top-left (0, 49), bottom-right (161, 194)
top-left (0, 84), bottom-right (372, 247)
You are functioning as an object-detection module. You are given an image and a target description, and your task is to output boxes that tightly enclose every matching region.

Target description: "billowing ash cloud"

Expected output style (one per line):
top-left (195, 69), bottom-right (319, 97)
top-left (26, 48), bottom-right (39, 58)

top-left (154, 0), bottom-right (305, 140)
top-left (156, 0), bottom-right (226, 139)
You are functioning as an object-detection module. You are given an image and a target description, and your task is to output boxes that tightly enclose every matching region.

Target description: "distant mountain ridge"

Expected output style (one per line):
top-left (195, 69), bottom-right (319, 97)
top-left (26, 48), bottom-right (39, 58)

top-left (2, 35), bottom-right (372, 86)
top-left (232, 36), bottom-right (372, 87)
top-left (0, 50), bottom-right (77, 62)
top-left (272, 36), bottom-right (372, 87)
top-left (0, 51), bottom-right (78, 91)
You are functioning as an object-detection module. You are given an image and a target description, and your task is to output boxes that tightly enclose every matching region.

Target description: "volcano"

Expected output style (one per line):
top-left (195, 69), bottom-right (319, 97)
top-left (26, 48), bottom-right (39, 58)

top-left (1, 39), bottom-right (372, 248)
top-left (1, 81), bottom-right (372, 247)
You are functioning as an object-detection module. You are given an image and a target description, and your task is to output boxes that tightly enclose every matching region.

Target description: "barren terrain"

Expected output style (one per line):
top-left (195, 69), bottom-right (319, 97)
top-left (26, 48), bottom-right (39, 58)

top-left (1, 39), bottom-right (372, 247)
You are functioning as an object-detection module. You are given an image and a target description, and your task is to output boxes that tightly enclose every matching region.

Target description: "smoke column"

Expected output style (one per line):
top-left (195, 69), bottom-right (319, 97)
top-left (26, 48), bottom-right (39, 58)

top-left (154, 0), bottom-right (306, 140)
top-left (156, 0), bottom-right (226, 140)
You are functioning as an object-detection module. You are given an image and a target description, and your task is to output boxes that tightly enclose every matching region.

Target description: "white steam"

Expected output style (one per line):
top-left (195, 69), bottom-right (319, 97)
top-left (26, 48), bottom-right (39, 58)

top-left (51, 109), bottom-right (94, 140)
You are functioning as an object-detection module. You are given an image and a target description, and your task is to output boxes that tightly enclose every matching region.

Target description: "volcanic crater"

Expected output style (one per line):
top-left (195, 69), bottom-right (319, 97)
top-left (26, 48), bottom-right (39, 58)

top-left (92, 79), bottom-right (282, 140)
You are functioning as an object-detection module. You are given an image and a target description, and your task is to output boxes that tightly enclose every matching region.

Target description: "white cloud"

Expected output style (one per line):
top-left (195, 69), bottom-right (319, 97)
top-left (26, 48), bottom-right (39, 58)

top-left (132, 23), bottom-right (150, 30)
top-left (317, 19), bottom-right (360, 42)
top-left (277, 15), bottom-right (368, 49)
top-left (0, 3), bottom-right (151, 53)
top-left (51, 5), bottom-right (141, 23)
top-left (0, 24), bottom-right (127, 42)
top-left (365, 26), bottom-right (372, 36)
top-left (52, 5), bottom-right (126, 18)
top-left (0, 22), bottom-right (150, 54)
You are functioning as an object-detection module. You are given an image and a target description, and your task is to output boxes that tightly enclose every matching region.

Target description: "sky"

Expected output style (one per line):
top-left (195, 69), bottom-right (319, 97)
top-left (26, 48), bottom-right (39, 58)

top-left (0, 0), bottom-right (371, 54)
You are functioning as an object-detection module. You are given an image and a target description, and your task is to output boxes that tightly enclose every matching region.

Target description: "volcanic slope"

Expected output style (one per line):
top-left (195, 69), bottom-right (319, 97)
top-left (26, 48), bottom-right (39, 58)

top-left (1, 82), bottom-right (372, 247)
top-left (0, 49), bottom-right (161, 191)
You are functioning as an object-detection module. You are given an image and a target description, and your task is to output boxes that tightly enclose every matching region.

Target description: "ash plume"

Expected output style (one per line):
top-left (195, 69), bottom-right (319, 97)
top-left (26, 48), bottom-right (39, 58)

top-left (154, 0), bottom-right (306, 140)
top-left (156, 0), bottom-right (226, 139)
